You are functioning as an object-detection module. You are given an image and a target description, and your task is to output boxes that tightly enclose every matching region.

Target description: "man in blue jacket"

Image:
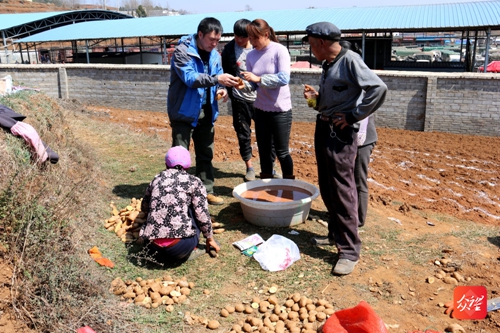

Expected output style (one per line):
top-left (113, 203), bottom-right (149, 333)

top-left (168, 17), bottom-right (239, 205)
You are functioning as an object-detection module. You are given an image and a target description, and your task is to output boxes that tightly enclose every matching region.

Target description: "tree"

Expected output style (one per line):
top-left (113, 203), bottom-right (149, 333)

top-left (136, 5), bottom-right (147, 17)
top-left (141, 0), bottom-right (154, 11)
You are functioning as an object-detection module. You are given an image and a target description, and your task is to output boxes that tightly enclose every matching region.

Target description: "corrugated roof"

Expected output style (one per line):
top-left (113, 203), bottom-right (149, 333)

top-left (0, 10), bottom-right (133, 40)
top-left (14, 1), bottom-right (500, 43)
top-left (0, 11), bottom-right (69, 30)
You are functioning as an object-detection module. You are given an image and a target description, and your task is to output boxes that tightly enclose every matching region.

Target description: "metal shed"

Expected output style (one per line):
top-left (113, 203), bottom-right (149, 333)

top-left (4, 1), bottom-right (500, 71)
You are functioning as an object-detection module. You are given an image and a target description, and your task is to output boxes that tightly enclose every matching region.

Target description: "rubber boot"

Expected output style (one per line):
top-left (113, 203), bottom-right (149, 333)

top-left (260, 173), bottom-right (274, 179)
top-left (283, 175), bottom-right (295, 180)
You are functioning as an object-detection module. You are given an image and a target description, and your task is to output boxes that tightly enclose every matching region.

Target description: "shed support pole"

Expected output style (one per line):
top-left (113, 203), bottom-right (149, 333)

top-left (362, 32), bottom-right (366, 61)
top-left (26, 43), bottom-right (31, 64)
top-left (484, 28), bottom-right (491, 73)
top-left (85, 40), bottom-right (90, 64)
top-left (162, 37), bottom-right (167, 65)
top-left (20, 44), bottom-right (24, 63)
top-left (459, 31), bottom-right (464, 63)
top-left (2, 31), bottom-right (9, 64)
top-left (472, 31), bottom-right (478, 71)
top-left (139, 37), bottom-right (143, 64)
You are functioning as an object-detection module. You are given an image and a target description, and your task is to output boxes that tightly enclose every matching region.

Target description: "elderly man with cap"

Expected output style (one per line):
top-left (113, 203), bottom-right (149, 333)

top-left (303, 22), bottom-right (387, 275)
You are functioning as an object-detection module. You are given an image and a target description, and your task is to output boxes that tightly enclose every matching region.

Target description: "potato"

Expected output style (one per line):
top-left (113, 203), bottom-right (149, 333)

top-left (150, 291), bottom-right (161, 301)
top-left (235, 303), bottom-right (245, 312)
top-left (250, 317), bottom-right (262, 327)
top-left (278, 312), bottom-right (288, 321)
top-left (324, 308), bottom-right (335, 315)
top-left (178, 280), bottom-right (189, 288)
top-left (288, 311), bottom-right (298, 320)
top-left (225, 305), bottom-right (236, 313)
top-left (252, 296), bottom-right (261, 304)
top-left (220, 308), bottom-right (229, 317)
top-left (125, 210), bottom-right (137, 220)
top-left (268, 295), bottom-right (278, 305)
top-left (123, 292), bottom-right (136, 299)
top-left (207, 320), bottom-right (220, 330)
top-left (316, 299), bottom-right (328, 306)
top-left (163, 297), bottom-right (174, 305)
top-left (316, 311), bottom-right (327, 321)
top-left (134, 294), bottom-right (145, 303)
top-left (236, 77), bottom-right (245, 90)
top-left (243, 323), bottom-right (252, 333)
top-left (159, 286), bottom-right (171, 296)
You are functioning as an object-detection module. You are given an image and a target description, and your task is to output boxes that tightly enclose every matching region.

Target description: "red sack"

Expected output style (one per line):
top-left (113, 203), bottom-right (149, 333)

top-left (77, 326), bottom-right (97, 333)
top-left (323, 300), bottom-right (388, 333)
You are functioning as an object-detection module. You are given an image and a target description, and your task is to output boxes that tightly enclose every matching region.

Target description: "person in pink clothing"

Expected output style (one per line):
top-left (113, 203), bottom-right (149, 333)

top-left (241, 19), bottom-right (294, 180)
top-left (138, 146), bottom-right (220, 263)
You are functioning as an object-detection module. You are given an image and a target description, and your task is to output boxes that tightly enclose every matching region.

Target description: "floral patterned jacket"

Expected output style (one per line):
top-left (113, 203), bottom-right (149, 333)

top-left (139, 168), bottom-right (213, 240)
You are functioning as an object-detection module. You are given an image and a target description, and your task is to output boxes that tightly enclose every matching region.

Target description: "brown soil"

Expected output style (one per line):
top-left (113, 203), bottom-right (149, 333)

top-left (91, 106), bottom-right (500, 227)
top-left (84, 106), bottom-right (500, 333)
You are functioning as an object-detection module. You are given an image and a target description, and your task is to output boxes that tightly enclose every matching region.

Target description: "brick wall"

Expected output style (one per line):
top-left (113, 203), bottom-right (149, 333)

top-left (1, 64), bottom-right (499, 137)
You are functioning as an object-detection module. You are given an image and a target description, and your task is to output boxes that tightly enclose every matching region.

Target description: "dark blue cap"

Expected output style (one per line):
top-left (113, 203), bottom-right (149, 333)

top-left (303, 22), bottom-right (342, 42)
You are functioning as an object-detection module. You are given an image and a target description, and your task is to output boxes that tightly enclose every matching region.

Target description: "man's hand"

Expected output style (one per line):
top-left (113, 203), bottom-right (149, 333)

top-left (215, 89), bottom-right (229, 102)
top-left (303, 84), bottom-right (318, 98)
top-left (332, 113), bottom-right (348, 129)
top-left (217, 74), bottom-right (239, 87)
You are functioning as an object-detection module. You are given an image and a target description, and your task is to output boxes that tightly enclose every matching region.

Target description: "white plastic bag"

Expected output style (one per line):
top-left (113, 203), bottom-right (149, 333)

top-left (253, 234), bottom-right (300, 271)
top-left (0, 75), bottom-right (12, 96)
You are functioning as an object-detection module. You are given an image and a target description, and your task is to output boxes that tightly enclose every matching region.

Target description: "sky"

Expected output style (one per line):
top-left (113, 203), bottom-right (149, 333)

top-left (161, 0), bottom-right (490, 14)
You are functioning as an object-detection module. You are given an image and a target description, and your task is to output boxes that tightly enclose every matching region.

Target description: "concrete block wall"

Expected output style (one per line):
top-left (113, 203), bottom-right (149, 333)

top-left (431, 76), bottom-right (500, 136)
top-left (1, 64), bottom-right (499, 137)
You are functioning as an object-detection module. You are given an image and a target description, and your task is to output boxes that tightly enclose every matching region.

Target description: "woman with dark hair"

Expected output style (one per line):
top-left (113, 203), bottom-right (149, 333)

top-left (241, 19), bottom-right (294, 180)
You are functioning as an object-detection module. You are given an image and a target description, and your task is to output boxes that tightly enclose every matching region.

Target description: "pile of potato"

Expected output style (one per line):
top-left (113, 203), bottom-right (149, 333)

top-left (183, 291), bottom-right (336, 332)
top-left (221, 292), bottom-right (334, 333)
top-left (104, 198), bottom-right (145, 243)
top-left (109, 275), bottom-right (194, 311)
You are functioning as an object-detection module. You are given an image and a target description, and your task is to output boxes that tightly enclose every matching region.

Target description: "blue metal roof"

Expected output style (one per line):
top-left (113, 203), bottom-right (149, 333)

top-left (14, 1), bottom-right (500, 43)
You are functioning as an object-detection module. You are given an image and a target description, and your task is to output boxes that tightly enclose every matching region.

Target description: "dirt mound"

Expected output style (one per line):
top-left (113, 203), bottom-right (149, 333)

top-left (0, 0), bottom-right (64, 14)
